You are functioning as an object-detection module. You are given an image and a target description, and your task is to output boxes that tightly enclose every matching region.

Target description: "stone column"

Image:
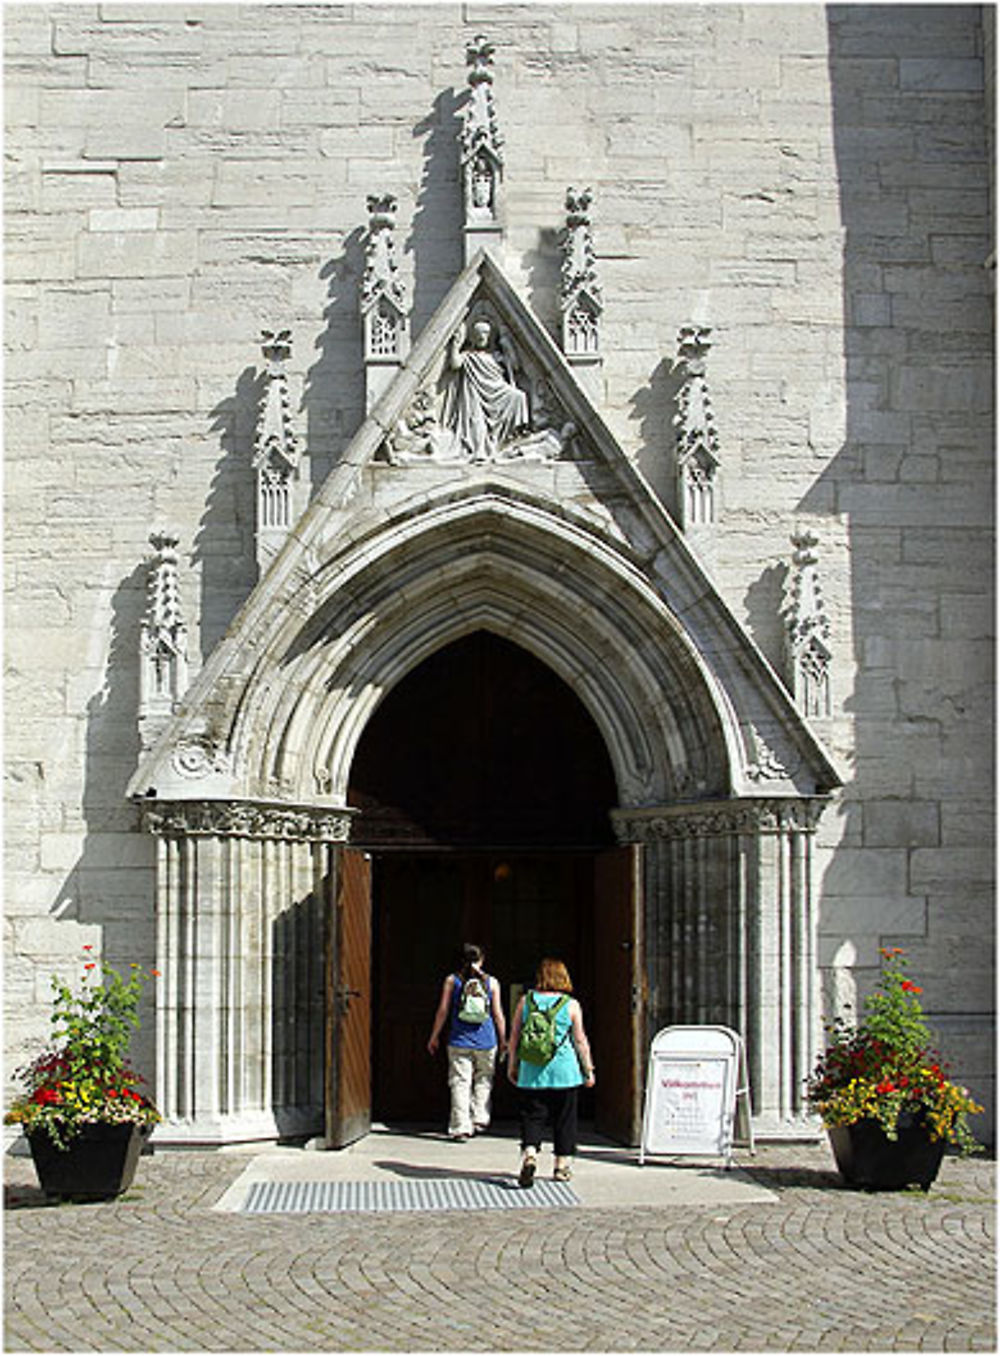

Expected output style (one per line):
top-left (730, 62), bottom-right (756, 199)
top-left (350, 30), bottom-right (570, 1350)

top-left (614, 797), bottom-right (824, 1137)
top-left (143, 800), bottom-right (353, 1145)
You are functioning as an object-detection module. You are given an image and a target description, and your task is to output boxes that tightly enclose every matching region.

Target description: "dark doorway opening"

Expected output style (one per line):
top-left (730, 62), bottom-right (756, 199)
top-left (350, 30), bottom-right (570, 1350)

top-left (348, 630), bottom-right (618, 848)
top-left (345, 631), bottom-right (638, 1138)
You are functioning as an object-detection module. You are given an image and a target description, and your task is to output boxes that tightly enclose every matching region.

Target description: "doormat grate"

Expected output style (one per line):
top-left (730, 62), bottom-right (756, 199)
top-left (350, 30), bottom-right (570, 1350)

top-left (240, 1177), bottom-right (579, 1214)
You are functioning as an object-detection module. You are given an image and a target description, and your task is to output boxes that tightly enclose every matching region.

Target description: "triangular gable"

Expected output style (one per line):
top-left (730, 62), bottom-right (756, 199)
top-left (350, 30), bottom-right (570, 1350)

top-left (128, 249), bottom-right (840, 803)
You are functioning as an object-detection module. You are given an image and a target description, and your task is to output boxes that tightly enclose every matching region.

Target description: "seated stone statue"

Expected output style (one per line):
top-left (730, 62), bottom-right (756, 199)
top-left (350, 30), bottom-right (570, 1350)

top-left (443, 318), bottom-right (530, 461)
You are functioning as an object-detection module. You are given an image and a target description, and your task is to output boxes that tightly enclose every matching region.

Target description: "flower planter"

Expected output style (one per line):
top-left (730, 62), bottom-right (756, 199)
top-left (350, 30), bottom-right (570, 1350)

top-left (27, 1122), bottom-right (149, 1200)
top-left (828, 1116), bottom-right (946, 1192)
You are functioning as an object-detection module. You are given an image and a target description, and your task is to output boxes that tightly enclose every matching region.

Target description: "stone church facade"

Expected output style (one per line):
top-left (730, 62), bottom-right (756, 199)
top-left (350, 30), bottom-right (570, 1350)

top-left (5, 5), bottom-right (995, 1147)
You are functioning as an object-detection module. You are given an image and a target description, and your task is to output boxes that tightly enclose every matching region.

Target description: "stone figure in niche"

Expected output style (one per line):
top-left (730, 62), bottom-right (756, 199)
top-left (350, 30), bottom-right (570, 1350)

top-left (386, 388), bottom-right (449, 462)
top-left (443, 317), bottom-right (529, 461)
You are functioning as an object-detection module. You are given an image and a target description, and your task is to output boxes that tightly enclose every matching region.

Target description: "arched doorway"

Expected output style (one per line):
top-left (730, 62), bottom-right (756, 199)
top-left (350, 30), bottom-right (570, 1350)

top-left (347, 630), bottom-right (633, 1131)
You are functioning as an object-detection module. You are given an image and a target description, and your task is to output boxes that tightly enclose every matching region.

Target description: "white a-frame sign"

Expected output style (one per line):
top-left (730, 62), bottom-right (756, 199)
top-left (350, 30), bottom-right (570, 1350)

top-left (639, 1026), bottom-right (755, 1169)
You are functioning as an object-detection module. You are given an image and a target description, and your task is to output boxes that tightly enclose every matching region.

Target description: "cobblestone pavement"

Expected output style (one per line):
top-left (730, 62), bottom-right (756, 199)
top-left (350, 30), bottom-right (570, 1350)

top-left (4, 1137), bottom-right (995, 1353)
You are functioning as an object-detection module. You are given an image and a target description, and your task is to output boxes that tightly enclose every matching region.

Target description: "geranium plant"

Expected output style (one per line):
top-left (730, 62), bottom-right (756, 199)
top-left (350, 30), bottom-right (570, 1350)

top-left (807, 948), bottom-right (982, 1154)
top-left (5, 949), bottom-right (160, 1150)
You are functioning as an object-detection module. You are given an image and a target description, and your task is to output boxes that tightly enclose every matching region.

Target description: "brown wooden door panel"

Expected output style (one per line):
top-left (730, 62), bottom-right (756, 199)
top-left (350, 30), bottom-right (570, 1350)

top-left (326, 848), bottom-right (372, 1148)
top-left (593, 844), bottom-right (643, 1145)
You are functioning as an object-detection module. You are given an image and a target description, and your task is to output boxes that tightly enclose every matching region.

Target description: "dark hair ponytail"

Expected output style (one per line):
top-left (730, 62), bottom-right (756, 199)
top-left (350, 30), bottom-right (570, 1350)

top-left (460, 942), bottom-right (485, 981)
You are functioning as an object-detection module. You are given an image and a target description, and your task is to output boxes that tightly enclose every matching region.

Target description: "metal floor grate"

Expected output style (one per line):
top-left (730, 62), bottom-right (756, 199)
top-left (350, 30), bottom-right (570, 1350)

top-left (240, 1177), bottom-right (580, 1214)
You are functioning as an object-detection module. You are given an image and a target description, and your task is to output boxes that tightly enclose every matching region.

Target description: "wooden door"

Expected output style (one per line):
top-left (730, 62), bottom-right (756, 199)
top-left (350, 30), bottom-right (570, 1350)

top-left (325, 848), bottom-right (372, 1148)
top-left (592, 844), bottom-right (644, 1145)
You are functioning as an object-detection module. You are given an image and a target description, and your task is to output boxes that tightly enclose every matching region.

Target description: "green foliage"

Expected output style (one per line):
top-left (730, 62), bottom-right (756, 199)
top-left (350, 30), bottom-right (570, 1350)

top-left (806, 949), bottom-right (982, 1154)
top-left (5, 951), bottom-right (160, 1149)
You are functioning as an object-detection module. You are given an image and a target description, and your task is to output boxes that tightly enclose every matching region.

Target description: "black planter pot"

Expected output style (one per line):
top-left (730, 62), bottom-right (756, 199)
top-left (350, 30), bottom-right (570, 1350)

top-left (27, 1122), bottom-right (149, 1200)
top-left (828, 1115), bottom-right (946, 1191)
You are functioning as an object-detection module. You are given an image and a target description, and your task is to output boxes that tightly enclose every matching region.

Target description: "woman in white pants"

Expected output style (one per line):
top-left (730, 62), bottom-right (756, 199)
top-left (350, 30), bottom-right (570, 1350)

top-left (427, 944), bottom-right (507, 1140)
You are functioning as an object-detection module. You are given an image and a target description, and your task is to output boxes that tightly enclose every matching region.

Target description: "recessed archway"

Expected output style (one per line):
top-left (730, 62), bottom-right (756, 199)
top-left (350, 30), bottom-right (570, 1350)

top-left (347, 629), bottom-right (625, 1127)
top-left (348, 629), bottom-right (618, 848)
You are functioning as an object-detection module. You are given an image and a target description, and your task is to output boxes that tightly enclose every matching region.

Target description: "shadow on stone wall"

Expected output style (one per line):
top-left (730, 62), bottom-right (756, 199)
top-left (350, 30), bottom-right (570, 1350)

top-left (51, 562), bottom-right (157, 1073)
top-left (629, 355), bottom-right (683, 515)
top-left (197, 366), bottom-right (260, 656)
top-left (815, 5), bottom-right (994, 1140)
top-left (409, 88), bottom-right (464, 340)
top-left (305, 226), bottom-right (366, 489)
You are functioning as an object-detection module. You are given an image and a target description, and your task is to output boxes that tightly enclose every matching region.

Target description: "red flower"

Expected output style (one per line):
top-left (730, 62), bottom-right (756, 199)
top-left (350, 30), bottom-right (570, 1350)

top-left (84, 962), bottom-right (96, 971)
top-left (901, 980), bottom-right (922, 993)
top-left (82, 945), bottom-right (93, 952)
top-left (876, 1080), bottom-right (896, 1095)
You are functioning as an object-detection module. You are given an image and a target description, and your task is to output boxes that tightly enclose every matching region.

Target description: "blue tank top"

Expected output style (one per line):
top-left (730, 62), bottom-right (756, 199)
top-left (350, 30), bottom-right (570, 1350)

top-left (447, 973), bottom-right (497, 1050)
top-left (516, 991), bottom-right (583, 1089)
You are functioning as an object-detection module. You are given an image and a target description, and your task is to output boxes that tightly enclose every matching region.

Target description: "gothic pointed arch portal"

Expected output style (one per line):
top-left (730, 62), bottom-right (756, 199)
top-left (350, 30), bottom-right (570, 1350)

top-left (131, 244), bottom-right (839, 1147)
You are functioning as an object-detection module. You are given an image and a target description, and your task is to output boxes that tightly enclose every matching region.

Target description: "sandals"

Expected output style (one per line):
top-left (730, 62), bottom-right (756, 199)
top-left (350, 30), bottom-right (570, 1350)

top-left (553, 1163), bottom-right (573, 1183)
top-left (518, 1154), bottom-right (537, 1188)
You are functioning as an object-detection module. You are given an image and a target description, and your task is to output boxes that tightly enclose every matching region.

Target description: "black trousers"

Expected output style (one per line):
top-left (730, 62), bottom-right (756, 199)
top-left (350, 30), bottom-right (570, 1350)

top-left (519, 1085), bottom-right (579, 1157)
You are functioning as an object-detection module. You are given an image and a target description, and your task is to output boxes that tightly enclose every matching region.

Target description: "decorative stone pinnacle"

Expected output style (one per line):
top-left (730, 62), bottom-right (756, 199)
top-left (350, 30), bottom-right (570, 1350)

top-left (361, 192), bottom-right (406, 314)
top-left (673, 326), bottom-right (720, 527)
top-left (783, 530), bottom-right (832, 717)
top-left (139, 529), bottom-right (188, 737)
top-left (145, 530), bottom-right (184, 632)
top-left (677, 325), bottom-right (712, 376)
top-left (254, 328), bottom-right (299, 470)
top-left (560, 186), bottom-right (603, 367)
top-left (461, 33), bottom-right (504, 176)
top-left (674, 325), bottom-right (720, 461)
top-left (260, 327), bottom-right (292, 367)
top-left (561, 186), bottom-right (603, 311)
top-left (466, 34), bottom-right (496, 88)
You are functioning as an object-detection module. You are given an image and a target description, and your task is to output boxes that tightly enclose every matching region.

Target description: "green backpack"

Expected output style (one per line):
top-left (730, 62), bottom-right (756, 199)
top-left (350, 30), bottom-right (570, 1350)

top-left (517, 992), bottom-right (571, 1066)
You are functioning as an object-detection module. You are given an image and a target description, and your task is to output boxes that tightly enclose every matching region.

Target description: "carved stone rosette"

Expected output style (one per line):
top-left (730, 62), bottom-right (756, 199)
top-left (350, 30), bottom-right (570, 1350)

top-left (674, 326), bottom-right (721, 528)
top-left (139, 530), bottom-right (189, 751)
top-left (783, 531), bottom-right (833, 718)
top-left (614, 796), bottom-right (824, 1135)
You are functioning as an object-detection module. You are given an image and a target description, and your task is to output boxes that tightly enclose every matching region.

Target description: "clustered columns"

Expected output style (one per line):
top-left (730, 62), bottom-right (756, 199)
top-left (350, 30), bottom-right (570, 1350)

top-left (252, 329), bottom-right (304, 574)
top-left (461, 34), bottom-right (505, 263)
top-left (142, 801), bottom-right (354, 1145)
top-left (614, 798), bottom-right (824, 1134)
top-left (783, 531), bottom-right (833, 719)
top-left (559, 186), bottom-right (604, 401)
top-left (138, 530), bottom-right (188, 753)
top-left (361, 192), bottom-right (409, 412)
top-left (673, 326), bottom-right (721, 529)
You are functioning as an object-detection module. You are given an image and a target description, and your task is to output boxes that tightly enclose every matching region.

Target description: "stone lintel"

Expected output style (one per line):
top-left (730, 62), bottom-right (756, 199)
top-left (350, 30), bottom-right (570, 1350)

top-left (612, 797), bottom-right (827, 842)
top-left (141, 798), bottom-right (356, 842)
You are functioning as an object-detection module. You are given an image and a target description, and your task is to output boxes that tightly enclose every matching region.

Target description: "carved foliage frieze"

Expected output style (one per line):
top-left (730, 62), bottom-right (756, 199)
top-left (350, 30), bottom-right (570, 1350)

top-left (613, 799), bottom-right (824, 842)
top-left (143, 799), bottom-right (355, 842)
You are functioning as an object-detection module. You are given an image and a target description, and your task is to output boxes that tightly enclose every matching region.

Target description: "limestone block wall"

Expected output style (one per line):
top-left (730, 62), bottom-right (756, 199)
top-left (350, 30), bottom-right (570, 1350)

top-left (4, 5), bottom-right (994, 1137)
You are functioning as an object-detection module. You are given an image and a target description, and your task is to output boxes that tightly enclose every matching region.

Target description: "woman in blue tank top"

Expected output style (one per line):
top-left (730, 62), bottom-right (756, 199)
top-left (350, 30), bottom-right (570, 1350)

top-left (427, 943), bottom-right (507, 1140)
top-left (507, 957), bottom-right (596, 1186)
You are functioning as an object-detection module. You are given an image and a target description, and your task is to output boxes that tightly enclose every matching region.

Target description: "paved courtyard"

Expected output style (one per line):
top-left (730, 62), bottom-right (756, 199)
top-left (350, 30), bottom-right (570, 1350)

top-left (4, 1128), bottom-right (996, 1353)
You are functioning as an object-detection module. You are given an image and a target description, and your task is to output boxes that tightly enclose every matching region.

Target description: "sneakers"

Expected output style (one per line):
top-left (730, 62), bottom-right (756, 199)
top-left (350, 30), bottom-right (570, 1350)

top-left (518, 1152), bottom-right (537, 1188)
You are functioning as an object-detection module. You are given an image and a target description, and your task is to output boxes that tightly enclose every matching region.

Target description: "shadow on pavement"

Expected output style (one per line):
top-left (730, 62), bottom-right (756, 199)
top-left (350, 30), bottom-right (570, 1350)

top-left (373, 1157), bottom-right (521, 1189)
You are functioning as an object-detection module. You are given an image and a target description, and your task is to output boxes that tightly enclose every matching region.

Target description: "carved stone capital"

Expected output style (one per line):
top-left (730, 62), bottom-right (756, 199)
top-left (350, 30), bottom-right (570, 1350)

top-left (141, 799), bottom-right (357, 842)
top-left (612, 798), bottom-right (825, 842)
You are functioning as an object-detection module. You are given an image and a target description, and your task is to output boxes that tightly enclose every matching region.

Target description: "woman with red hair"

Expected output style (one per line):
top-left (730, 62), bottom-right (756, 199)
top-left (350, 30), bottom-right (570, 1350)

top-left (507, 957), bottom-right (596, 1186)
